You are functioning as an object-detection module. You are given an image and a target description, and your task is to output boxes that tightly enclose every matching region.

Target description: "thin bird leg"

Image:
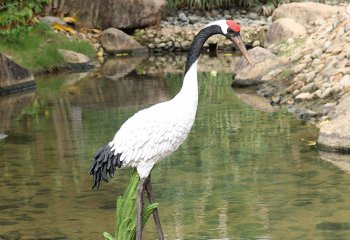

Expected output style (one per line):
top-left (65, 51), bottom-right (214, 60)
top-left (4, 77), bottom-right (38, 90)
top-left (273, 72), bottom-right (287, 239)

top-left (145, 176), bottom-right (164, 240)
top-left (137, 178), bottom-right (147, 240)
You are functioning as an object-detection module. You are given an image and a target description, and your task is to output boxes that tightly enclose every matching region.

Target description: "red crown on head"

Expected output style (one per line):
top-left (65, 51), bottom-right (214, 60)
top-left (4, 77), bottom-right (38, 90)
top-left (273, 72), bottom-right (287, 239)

top-left (226, 20), bottom-right (240, 32)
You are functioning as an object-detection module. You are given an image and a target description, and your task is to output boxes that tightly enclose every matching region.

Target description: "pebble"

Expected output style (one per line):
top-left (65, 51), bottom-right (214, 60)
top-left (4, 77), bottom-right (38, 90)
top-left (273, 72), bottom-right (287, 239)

top-left (323, 40), bottom-right (332, 52)
top-left (320, 87), bottom-right (333, 98)
top-left (311, 48), bottom-right (323, 59)
top-left (287, 38), bottom-right (294, 44)
top-left (178, 13), bottom-right (188, 22)
top-left (293, 63), bottom-right (307, 74)
top-left (252, 40), bottom-right (260, 47)
top-left (295, 92), bottom-right (313, 101)
top-left (340, 75), bottom-right (350, 88)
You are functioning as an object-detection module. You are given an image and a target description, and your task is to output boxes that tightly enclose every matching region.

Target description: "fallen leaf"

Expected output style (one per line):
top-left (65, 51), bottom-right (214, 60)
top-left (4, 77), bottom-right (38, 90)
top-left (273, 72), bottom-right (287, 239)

top-left (52, 23), bottom-right (77, 35)
top-left (307, 141), bottom-right (317, 146)
top-left (63, 16), bottom-right (78, 23)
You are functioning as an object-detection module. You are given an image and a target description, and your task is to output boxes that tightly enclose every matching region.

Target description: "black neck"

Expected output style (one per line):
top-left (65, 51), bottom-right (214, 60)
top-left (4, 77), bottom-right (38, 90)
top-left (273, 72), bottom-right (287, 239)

top-left (185, 25), bottom-right (223, 74)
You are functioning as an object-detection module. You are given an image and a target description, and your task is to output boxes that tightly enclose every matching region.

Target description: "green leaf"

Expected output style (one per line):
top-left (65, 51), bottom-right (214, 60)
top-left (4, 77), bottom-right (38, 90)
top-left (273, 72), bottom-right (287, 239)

top-left (103, 232), bottom-right (115, 240)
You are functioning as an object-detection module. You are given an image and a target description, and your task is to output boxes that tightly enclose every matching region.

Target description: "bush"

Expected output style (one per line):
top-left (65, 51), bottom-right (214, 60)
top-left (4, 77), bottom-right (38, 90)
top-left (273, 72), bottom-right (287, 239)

top-left (0, 0), bottom-right (49, 42)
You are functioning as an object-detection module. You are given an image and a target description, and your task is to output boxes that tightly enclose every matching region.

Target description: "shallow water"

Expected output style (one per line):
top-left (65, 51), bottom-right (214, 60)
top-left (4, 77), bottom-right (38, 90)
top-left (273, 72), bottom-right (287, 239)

top-left (1, 54), bottom-right (350, 240)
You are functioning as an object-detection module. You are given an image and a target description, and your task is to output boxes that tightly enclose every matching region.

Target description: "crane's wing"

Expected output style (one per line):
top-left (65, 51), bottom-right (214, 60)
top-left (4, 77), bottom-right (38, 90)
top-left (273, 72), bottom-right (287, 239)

top-left (111, 102), bottom-right (194, 167)
top-left (90, 101), bottom-right (195, 188)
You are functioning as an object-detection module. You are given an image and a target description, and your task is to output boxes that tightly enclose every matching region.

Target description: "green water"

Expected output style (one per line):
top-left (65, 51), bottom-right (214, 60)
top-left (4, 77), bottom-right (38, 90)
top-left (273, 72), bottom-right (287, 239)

top-left (1, 55), bottom-right (350, 240)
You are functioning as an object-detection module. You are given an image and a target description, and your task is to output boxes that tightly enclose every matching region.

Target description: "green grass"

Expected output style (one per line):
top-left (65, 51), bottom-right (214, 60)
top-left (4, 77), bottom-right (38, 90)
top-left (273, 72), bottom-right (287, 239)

top-left (0, 22), bottom-right (95, 72)
top-left (276, 38), bottom-right (305, 57)
top-left (275, 69), bottom-right (293, 82)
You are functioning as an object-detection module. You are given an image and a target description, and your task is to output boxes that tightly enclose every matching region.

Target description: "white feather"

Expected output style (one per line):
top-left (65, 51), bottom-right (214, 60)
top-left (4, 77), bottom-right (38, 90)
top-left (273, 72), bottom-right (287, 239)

top-left (108, 61), bottom-right (199, 179)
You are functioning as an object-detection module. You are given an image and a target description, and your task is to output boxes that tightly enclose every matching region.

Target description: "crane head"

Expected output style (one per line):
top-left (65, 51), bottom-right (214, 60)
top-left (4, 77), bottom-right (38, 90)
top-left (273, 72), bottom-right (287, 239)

top-left (209, 20), bottom-right (252, 64)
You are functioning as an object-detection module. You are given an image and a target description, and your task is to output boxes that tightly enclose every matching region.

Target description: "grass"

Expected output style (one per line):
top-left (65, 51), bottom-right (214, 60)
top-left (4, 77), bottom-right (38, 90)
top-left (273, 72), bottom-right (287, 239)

top-left (275, 69), bottom-right (293, 82)
top-left (276, 38), bottom-right (305, 57)
top-left (0, 23), bottom-right (95, 72)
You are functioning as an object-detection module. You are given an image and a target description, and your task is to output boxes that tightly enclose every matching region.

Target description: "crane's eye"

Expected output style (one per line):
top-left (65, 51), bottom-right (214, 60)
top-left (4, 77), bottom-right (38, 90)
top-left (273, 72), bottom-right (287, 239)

top-left (227, 28), bottom-right (240, 37)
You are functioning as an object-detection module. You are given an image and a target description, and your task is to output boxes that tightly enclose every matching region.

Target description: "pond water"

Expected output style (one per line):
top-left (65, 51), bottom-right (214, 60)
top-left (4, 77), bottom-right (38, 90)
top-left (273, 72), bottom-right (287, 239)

top-left (1, 54), bottom-right (350, 240)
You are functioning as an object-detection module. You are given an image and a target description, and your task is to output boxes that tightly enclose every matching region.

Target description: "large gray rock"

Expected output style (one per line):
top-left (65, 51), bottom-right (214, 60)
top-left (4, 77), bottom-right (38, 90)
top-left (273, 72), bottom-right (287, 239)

top-left (318, 95), bottom-right (350, 153)
top-left (232, 47), bottom-right (286, 87)
top-left (101, 28), bottom-right (146, 54)
top-left (0, 53), bottom-right (35, 94)
top-left (66, 0), bottom-right (166, 29)
top-left (267, 18), bottom-right (306, 44)
top-left (272, 2), bottom-right (342, 25)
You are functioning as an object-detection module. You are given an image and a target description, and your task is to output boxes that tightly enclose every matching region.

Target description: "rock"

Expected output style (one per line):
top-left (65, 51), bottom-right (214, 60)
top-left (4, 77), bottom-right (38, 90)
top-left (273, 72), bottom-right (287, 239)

top-left (66, 0), bottom-right (166, 29)
top-left (339, 75), bottom-right (350, 88)
top-left (286, 80), bottom-right (305, 94)
top-left (323, 41), bottom-right (332, 52)
top-left (287, 38), bottom-right (294, 44)
top-left (320, 87), bottom-right (333, 98)
top-left (180, 40), bottom-right (191, 50)
top-left (267, 18), bottom-right (306, 44)
top-left (58, 49), bottom-right (90, 63)
top-left (272, 2), bottom-right (342, 25)
top-left (40, 16), bottom-right (67, 26)
top-left (58, 49), bottom-right (94, 71)
top-left (178, 13), bottom-right (188, 22)
top-left (318, 96), bottom-right (350, 153)
top-left (232, 47), bottom-right (286, 87)
top-left (188, 15), bottom-right (200, 24)
top-left (299, 109), bottom-right (318, 120)
top-left (293, 63), bottom-right (307, 74)
top-left (0, 53), bottom-right (35, 94)
top-left (101, 28), bottom-right (146, 53)
top-left (295, 92), bottom-right (313, 101)
top-left (301, 82), bottom-right (315, 92)
top-left (311, 48), bottom-right (323, 59)
top-left (313, 89), bottom-right (323, 99)
top-left (252, 40), bottom-right (260, 47)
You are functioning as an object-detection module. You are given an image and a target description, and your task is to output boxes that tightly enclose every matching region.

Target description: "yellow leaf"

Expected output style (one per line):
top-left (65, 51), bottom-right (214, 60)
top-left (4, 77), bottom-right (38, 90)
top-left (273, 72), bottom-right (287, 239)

top-left (52, 23), bottom-right (77, 35)
top-left (92, 28), bottom-right (101, 34)
top-left (97, 49), bottom-right (104, 57)
top-left (63, 25), bottom-right (77, 35)
top-left (210, 70), bottom-right (217, 77)
top-left (52, 22), bottom-right (65, 32)
top-left (63, 16), bottom-right (78, 23)
top-left (307, 141), bottom-right (317, 146)
top-left (319, 120), bottom-right (330, 127)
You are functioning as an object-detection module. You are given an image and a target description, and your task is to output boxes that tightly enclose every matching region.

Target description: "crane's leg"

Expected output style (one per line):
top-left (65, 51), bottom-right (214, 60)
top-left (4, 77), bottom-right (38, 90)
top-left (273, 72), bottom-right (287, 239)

top-left (145, 176), bottom-right (164, 240)
top-left (137, 178), bottom-right (147, 240)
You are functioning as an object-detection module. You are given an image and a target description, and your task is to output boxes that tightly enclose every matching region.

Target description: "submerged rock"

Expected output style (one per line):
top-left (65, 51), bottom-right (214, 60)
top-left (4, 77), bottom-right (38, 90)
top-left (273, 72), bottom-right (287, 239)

top-left (318, 95), bottom-right (350, 153)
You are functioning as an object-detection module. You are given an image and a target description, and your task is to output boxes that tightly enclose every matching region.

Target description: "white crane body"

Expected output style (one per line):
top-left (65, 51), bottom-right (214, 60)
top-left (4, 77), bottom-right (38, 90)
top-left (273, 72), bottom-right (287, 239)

top-left (110, 60), bottom-right (198, 179)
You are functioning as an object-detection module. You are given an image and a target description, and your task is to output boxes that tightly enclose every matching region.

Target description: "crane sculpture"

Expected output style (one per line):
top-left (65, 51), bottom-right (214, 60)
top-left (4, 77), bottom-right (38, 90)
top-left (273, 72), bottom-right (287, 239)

top-left (90, 20), bottom-right (252, 240)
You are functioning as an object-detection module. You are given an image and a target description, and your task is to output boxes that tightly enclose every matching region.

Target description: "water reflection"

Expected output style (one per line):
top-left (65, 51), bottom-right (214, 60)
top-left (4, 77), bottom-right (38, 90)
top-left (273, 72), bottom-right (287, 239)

top-left (1, 54), bottom-right (350, 240)
top-left (0, 91), bottom-right (34, 139)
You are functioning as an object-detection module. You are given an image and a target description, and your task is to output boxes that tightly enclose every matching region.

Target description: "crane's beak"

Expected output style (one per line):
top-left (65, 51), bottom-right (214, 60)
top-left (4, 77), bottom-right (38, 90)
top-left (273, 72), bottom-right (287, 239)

top-left (230, 34), bottom-right (252, 65)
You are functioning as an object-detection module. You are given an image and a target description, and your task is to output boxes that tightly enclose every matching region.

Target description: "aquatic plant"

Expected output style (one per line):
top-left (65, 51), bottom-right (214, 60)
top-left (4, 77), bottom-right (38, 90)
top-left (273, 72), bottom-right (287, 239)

top-left (103, 170), bottom-right (158, 240)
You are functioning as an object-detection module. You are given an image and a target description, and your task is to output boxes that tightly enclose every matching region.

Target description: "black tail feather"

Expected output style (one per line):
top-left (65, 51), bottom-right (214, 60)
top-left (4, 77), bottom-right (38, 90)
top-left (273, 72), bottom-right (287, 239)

top-left (89, 145), bottom-right (122, 189)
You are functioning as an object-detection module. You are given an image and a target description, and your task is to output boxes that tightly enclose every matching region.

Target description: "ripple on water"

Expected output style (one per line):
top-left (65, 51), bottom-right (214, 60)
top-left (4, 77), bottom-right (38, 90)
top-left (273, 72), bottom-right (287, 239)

top-left (316, 222), bottom-right (350, 231)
